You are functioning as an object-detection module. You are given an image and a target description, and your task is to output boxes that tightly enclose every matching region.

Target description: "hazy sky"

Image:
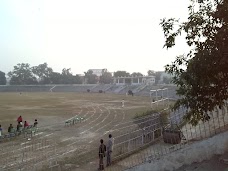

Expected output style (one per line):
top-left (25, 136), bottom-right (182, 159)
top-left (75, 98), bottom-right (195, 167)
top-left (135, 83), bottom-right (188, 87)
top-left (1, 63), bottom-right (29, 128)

top-left (0, 0), bottom-right (190, 75)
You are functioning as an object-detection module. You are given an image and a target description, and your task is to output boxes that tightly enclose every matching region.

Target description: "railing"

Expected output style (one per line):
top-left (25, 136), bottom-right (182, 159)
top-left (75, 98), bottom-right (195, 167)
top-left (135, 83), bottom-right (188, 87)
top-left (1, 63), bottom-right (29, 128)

top-left (1, 101), bottom-right (227, 171)
top-left (106, 103), bottom-right (228, 171)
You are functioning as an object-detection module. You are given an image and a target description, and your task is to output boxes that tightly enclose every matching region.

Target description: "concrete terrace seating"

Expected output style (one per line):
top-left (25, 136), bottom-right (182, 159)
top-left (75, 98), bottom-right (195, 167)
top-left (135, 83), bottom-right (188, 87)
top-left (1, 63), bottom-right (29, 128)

top-left (119, 85), bottom-right (138, 94)
top-left (90, 84), bottom-right (113, 93)
top-left (105, 85), bottom-right (119, 92)
top-left (52, 85), bottom-right (95, 92)
top-left (0, 85), bottom-right (53, 92)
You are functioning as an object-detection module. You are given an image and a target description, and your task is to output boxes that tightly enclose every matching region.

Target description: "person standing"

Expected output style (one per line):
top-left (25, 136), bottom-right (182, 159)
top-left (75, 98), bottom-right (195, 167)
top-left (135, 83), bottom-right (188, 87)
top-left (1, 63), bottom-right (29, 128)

top-left (8, 124), bottom-right (13, 133)
top-left (121, 99), bottom-right (125, 108)
top-left (98, 139), bottom-right (106, 170)
top-left (107, 134), bottom-right (114, 166)
top-left (17, 116), bottom-right (22, 124)
top-left (0, 125), bottom-right (2, 137)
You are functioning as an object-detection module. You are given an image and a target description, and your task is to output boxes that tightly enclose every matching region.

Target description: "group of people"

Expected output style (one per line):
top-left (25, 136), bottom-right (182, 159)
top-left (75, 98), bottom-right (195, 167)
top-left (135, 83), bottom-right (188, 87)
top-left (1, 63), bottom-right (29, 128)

top-left (98, 134), bottom-right (114, 170)
top-left (0, 116), bottom-right (39, 137)
top-left (14, 115), bottom-right (38, 132)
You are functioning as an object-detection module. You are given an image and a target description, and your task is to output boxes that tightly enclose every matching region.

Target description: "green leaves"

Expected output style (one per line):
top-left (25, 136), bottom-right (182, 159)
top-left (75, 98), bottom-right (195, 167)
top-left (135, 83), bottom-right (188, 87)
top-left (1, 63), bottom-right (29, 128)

top-left (0, 71), bottom-right (6, 85)
top-left (161, 0), bottom-right (228, 125)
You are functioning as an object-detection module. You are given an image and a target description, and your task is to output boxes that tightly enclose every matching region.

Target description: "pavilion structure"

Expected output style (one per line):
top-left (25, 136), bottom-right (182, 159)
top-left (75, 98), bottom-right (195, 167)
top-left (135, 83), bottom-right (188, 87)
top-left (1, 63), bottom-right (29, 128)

top-left (113, 76), bottom-right (155, 85)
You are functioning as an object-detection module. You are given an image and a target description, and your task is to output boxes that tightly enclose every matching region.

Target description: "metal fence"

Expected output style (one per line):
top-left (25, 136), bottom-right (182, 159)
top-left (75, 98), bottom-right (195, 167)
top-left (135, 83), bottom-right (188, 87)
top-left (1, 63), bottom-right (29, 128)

top-left (106, 102), bottom-right (228, 171)
top-left (0, 101), bottom-right (227, 171)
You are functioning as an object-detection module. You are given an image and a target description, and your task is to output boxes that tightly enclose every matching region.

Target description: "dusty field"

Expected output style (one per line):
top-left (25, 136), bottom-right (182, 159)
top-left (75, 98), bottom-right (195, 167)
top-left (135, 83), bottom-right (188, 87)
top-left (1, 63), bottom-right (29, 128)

top-left (0, 92), bottom-right (154, 170)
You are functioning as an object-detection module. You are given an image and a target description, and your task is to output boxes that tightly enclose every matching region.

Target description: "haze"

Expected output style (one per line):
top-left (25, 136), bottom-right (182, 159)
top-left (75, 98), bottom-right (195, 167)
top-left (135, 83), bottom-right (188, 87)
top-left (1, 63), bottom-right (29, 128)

top-left (0, 0), bottom-right (190, 75)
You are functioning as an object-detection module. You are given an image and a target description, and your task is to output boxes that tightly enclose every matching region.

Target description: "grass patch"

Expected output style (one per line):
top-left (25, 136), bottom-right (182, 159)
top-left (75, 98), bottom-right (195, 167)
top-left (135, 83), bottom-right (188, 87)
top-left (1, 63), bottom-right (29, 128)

top-left (134, 109), bottom-right (159, 119)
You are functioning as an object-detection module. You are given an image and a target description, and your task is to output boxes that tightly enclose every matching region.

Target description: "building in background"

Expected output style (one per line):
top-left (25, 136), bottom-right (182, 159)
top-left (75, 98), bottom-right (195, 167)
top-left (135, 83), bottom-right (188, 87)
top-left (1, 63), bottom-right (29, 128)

top-left (89, 69), bottom-right (107, 77)
top-left (113, 76), bottom-right (155, 85)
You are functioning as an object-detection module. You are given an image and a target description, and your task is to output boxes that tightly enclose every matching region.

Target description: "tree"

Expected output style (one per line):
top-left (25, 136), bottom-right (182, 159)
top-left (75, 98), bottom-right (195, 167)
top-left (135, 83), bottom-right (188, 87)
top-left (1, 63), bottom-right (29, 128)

top-left (0, 71), bottom-right (6, 85)
top-left (84, 70), bottom-right (97, 84)
top-left (113, 71), bottom-right (130, 77)
top-left (49, 72), bottom-right (62, 84)
top-left (73, 75), bottom-right (83, 84)
top-left (8, 63), bottom-right (38, 85)
top-left (163, 76), bottom-right (171, 84)
top-left (160, 0), bottom-right (228, 125)
top-left (100, 72), bottom-right (112, 84)
top-left (147, 70), bottom-right (160, 84)
top-left (61, 68), bottom-right (75, 84)
top-left (155, 72), bottom-right (162, 85)
top-left (147, 70), bottom-right (155, 76)
top-left (131, 72), bottom-right (143, 77)
top-left (32, 63), bottom-right (53, 84)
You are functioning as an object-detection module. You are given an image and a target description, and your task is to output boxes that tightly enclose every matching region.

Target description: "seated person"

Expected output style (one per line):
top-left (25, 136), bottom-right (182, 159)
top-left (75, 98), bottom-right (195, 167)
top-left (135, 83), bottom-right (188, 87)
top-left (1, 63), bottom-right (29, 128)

top-left (34, 119), bottom-right (38, 127)
top-left (17, 122), bottom-right (23, 132)
top-left (24, 121), bottom-right (29, 128)
top-left (8, 124), bottom-right (14, 133)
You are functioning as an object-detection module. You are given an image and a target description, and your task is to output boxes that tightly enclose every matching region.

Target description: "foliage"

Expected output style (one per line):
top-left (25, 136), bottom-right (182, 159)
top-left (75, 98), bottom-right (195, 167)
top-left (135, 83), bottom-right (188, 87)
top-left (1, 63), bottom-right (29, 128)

top-left (147, 70), bottom-right (156, 76)
top-left (99, 71), bottom-right (112, 84)
top-left (160, 0), bottom-right (228, 125)
top-left (8, 63), bottom-right (38, 85)
top-left (32, 63), bottom-right (53, 84)
top-left (61, 68), bottom-right (75, 84)
top-left (49, 72), bottom-right (62, 84)
top-left (155, 72), bottom-right (162, 84)
top-left (134, 109), bottom-right (169, 127)
top-left (163, 76), bottom-right (171, 84)
top-left (134, 109), bottom-right (159, 119)
top-left (8, 63), bottom-right (83, 85)
top-left (84, 70), bottom-right (97, 84)
top-left (73, 75), bottom-right (83, 84)
top-left (0, 71), bottom-right (6, 85)
top-left (113, 71), bottom-right (130, 77)
top-left (131, 72), bottom-right (143, 77)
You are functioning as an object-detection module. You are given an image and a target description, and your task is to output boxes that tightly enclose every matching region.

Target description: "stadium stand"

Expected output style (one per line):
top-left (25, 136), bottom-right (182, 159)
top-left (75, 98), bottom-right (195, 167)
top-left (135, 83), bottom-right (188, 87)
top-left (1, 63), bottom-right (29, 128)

top-left (51, 85), bottom-right (95, 92)
top-left (0, 84), bottom-right (178, 98)
top-left (0, 85), bottom-right (53, 92)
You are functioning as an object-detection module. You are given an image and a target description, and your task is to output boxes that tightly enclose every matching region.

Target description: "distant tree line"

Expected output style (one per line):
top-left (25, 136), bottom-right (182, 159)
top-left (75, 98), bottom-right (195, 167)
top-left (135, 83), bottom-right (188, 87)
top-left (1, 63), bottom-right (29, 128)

top-left (0, 63), bottom-right (171, 85)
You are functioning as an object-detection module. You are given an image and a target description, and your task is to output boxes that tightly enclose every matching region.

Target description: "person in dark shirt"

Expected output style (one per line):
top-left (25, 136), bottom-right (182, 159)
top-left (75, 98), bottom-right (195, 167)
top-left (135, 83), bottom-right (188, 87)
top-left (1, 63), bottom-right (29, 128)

top-left (0, 125), bottom-right (2, 137)
top-left (98, 139), bottom-right (106, 170)
top-left (34, 119), bottom-right (38, 127)
top-left (8, 124), bottom-right (13, 133)
top-left (17, 122), bottom-right (22, 132)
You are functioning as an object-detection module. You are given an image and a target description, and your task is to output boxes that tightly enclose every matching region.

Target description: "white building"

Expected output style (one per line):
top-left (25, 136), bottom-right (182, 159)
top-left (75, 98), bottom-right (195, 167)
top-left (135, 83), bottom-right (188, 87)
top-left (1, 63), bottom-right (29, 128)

top-left (113, 76), bottom-right (155, 85)
top-left (89, 69), bottom-right (107, 77)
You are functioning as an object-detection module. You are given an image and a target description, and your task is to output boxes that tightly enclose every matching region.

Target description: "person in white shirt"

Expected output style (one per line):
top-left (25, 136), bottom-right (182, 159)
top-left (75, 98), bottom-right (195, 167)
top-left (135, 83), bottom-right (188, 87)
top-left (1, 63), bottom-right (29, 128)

top-left (0, 125), bottom-right (2, 137)
top-left (107, 134), bottom-right (114, 166)
top-left (121, 99), bottom-right (125, 108)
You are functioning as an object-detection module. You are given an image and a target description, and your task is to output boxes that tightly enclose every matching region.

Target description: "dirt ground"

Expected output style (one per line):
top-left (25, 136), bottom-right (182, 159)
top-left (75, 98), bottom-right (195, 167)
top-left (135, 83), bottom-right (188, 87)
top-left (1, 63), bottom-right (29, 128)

top-left (0, 92), bottom-right (155, 170)
top-left (174, 151), bottom-right (228, 171)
